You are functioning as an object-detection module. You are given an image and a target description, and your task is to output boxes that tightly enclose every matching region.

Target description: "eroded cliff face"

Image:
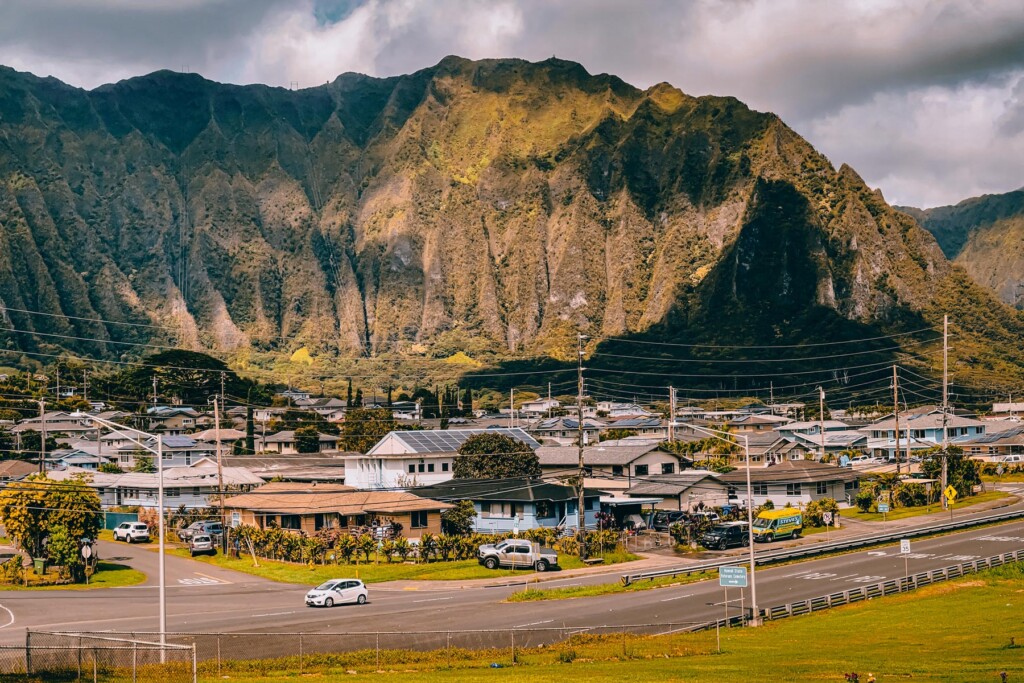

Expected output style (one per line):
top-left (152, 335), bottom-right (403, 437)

top-left (0, 56), bottom-right (959, 359)
top-left (902, 190), bottom-right (1024, 310)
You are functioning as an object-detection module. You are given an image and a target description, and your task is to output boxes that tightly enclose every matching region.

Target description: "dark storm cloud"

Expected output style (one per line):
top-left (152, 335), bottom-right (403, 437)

top-left (0, 0), bottom-right (1022, 206)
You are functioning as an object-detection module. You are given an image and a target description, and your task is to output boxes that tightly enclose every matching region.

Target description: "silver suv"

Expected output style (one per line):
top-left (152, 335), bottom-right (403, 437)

top-left (189, 534), bottom-right (215, 557)
top-left (113, 522), bottom-right (150, 543)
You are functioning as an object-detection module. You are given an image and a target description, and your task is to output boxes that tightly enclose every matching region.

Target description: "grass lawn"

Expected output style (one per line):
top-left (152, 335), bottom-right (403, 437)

top-left (508, 568), bottom-right (714, 602)
top-left (165, 548), bottom-right (639, 585)
top-left (983, 473), bottom-right (1024, 483)
top-left (845, 490), bottom-right (1010, 523)
top-left (1, 562), bottom-right (145, 591)
top-left (202, 563), bottom-right (1024, 682)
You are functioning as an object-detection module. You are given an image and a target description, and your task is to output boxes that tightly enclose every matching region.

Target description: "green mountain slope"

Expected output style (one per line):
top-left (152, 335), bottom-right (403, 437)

top-left (0, 56), bottom-right (1021, 388)
top-left (900, 190), bottom-right (1024, 310)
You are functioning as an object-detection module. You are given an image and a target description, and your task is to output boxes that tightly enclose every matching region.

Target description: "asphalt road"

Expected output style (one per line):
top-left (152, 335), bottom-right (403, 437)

top-left (3, 515), bottom-right (1024, 660)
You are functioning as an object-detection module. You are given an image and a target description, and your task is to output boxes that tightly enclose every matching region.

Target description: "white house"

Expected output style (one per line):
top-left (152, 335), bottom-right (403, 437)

top-left (48, 465), bottom-right (265, 509)
top-left (596, 402), bottom-right (656, 418)
top-left (537, 444), bottom-right (687, 491)
top-left (718, 460), bottom-right (861, 507)
top-left (344, 428), bottom-right (541, 490)
top-left (519, 398), bottom-right (561, 418)
top-left (528, 417), bottom-right (605, 445)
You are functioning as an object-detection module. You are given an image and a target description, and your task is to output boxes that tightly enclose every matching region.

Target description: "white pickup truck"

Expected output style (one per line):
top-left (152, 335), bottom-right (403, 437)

top-left (477, 539), bottom-right (559, 572)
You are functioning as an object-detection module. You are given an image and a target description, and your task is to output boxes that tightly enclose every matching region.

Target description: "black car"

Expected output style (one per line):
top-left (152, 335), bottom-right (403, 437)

top-left (699, 522), bottom-right (750, 550)
top-left (648, 510), bottom-right (687, 532)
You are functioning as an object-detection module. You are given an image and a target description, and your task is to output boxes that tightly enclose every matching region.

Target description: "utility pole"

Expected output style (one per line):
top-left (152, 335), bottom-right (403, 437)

top-left (508, 388), bottom-right (515, 428)
top-left (942, 314), bottom-right (949, 508)
top-left (83, 370), bottom-right (88, 403)
top-left (818, 387), bottom-right (826, 461)
top-left (668, 386), bottom-right (676, 441)
top-left (576, 333), bottom-right (587, 561)
top-left (55, 366), bottom-right (60, 401)
top-left (892, 365), bottom-right (901, 475)
top-left (152, 376), bottom-right (158, 407)
top-left (214, 382), bottom-right (226, 553)
top-left (38, 399), bottom-right (46, 473)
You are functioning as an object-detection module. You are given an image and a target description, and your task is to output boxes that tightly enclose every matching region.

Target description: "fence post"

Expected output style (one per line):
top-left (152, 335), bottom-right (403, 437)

top-left (299, 633), bottom-right (303, 675)
top-left (192, 643), bottom-right (198, 683)
top-left (216, 635), bottom-right (221, 678)
top-left (446, 631), bottom-right (451, 669)
top-left (375, 632), bottom-right (380, 671)
top-left (78, 636), bottom-right (82, 681)
top-left (24, 630), bottom-right (30, 675)
top-left (510, 629), bottom-right (515, 666)
top-left (132, 641), bottom-right (137, 683)
top-left (92, 648), bottom-right (97, 683)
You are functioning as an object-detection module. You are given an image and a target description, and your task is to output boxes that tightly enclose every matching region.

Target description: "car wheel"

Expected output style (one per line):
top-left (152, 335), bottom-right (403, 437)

top-left (535, 560), bottom-right (548, 572)
top-left (741, 535), bottom-right (750, 547)
top-left (357, 594), bottom-right (367, 605)
top-left (126, 535), bottom-right (132, 544)
top-left (484, 557), bottom-right (498, 570)
top-left (718, 540), bottom-right (728, 551)
top-left (765, 533), bottom-right (774, 543)
top-left (792, 530), bottom-right (802, 539)
top-left (190, 551), bottom-right (195, 557)
top-left (324, 597), bottom-right (334, 608)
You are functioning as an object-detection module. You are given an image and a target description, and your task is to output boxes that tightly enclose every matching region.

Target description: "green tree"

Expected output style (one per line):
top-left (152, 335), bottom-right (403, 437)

top-left (440, 500), bottom-right (477, 535)
top-left (921, 445), bottom-right (979, 499)
top-left (453, 433), bottom-right (541, 479)
top-left (599, 429), bottom-right (638, 442)
top-left (98, 463), bottom-right (123, 474)
top-left (341, 408), bottom-right (396, 454)
top-left (132, 454), bottom-right (155, 473)
top-left (294, 425), bottom-right (321, 454)
top-left (353, 388), bottom-right (363, 407)
top-left (112, 350), bottom-right (270, 405)
top-left (0, 474), bottom-right (101, 562)
top-left (46, 524), bottom-right (81, 579)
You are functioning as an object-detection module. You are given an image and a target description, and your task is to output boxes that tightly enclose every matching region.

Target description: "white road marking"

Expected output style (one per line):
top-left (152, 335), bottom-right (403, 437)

top-left (515, 619), bottom-right (554, 627)
top-left (659, 593), bottom-right (693, 602)
top-left (252, 611), bottom-right (295, 618)
top-left (0, 604), bottom-right (14, 629)
top-left (867, 551), bottom-right (888, 557)
top-left (413, 596), bottom-right (453, 603)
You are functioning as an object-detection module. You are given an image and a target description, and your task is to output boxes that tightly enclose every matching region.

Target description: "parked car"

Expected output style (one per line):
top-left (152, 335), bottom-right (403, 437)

top-left (477, 539), bottom-right (558, 572)
top-left (305, 579), bottom-right (368, 607)
top-left (850, 455), bottom-right (871, 464)
top-left (177, 520), bottom-right (223, 542)
top-left (1001, 455), bottom-right (1024, 464)
top-left (112, 522), bottom-right (150, 543)
top-left (699, 522), bottom-right (750, 550)
top-left (752, 509), bottom-right (803, 543)
top-left (188, 534), bottom-right (215, 557)
top-left (648, 510), bottom-right (687, 532)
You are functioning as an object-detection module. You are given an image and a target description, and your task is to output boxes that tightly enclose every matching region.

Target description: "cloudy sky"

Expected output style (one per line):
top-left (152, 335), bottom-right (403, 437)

top-left (2, 0), bottom-right (1023, 207)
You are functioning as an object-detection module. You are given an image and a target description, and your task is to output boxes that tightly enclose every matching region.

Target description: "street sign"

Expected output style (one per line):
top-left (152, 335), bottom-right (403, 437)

top-left (878, 503), bottom-right (890, 513)
top-left (822, 512), bottom-right (833, 525)
top-left (719, 565), bottom-right (748, 588)
top-left (900, 539), bottom-right (911, 554)
top-left (944, 485), bottom-right (958, 503)
top-left (513, 517), bottom-right (520, 537)
top-left (81, 545), bottom-right (92, 560)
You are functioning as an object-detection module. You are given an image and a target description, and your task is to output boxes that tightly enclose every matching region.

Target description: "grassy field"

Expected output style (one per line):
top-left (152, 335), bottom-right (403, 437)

top-left (165, 548), bottom-right (638, 585)
top-left (198, 562), bottom-right (1024, 682)
top-left (1, 562), bottom-right (145, 591)
top-left (845, 490), bottom-right (1010, 523)
top-left (508, 568), bottom-right (713, 602)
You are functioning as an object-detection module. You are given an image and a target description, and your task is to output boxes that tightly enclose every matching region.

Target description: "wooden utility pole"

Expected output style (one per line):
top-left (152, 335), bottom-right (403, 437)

top-left (941, 315), bottom-right (949, 507)
top-left (668, 386), bottom-right (676, 441)
top-left (818, 387), bottom-right (826, 461)
top-left (214, 382), bottom-right (226, 552)
top-left (38, 399), bottom-right (46, 473)
top-left (576, 334), bottom-right (587, 561)
top-left (892, 365), bottom-right (900, 475)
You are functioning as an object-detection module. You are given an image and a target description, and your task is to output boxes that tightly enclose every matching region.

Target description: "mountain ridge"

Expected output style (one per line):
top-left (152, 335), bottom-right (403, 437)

top-left (0, 56), bottom-right (1021, 388)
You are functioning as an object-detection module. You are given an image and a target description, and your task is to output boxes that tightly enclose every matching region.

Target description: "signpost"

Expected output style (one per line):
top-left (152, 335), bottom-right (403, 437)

top-left (823, 512), bottom-right (833, 541)
top-left (878, 503), bottom-right (889, 522)
top-left (718, 565), bottom-right (749, 645)
top-left (944, 485), bottom-right (957, 519)
top-left (900, 538), bottom-right (911, 591)
top-left (81, 544), bottom-right (92, 585)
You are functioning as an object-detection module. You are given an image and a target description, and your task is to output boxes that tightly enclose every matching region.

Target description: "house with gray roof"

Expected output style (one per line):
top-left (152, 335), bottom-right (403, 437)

top-left (623, 471), bottom-right (731, 511)
top-left (536, 443), bottom-right (687, 492)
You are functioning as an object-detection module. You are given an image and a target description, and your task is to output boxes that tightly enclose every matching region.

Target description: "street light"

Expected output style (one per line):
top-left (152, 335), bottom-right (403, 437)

top-left (674, 420), bottom-right (761, 626)
top-left (72, 412), bottom-right (167, 654)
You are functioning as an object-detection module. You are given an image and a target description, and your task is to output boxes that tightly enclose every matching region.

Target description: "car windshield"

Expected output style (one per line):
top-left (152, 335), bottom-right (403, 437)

top-left (315, 581), bottom-right (339, 591)
top-left (709, 525), bottom-right (730, 534)
top-left (194, 535), bottom-right (210, 542)
top-left (752, 518), bottom-right (771, 529)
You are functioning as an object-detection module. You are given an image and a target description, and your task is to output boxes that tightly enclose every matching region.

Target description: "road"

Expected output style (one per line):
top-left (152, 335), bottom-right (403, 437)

top-left (3, 515), bottom-right (1024, 660)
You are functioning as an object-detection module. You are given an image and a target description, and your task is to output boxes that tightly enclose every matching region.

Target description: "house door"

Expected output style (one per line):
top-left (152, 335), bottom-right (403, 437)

top-left (555, 502), bottom-right (566, 523)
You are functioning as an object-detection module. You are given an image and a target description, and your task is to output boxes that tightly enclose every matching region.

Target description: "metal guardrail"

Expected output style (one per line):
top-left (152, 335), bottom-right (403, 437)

top-left (690, 548), bottom-right (1024, 632)
top-left (621, 505), bottom-right (1024, 585)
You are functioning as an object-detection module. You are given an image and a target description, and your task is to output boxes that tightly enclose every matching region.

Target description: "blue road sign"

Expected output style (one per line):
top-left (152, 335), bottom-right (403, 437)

top-left (878, 503), bottom-right (890, 513)
top-left (719, 565), bottom-right (748, 587)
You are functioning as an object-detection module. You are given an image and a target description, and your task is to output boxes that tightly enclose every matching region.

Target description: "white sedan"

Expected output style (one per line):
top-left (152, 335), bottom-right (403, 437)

top-left (305, 579), bottom-right (368, 607)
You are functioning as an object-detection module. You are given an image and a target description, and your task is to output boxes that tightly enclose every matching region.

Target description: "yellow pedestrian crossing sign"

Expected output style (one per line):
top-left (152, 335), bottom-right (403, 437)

top-left (944, 485), bottom-right (957, 503)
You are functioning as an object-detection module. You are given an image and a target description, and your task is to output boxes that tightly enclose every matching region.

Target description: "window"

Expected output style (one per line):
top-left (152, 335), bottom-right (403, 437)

top-left (753, 483), bottom-right (768, 496)
top-left (816, 482), bottom-right (828, 495)
top-left (279, 515), bottom-right (301, 530)
top-left (231, 512), bottom-right (241, 527)
top-left (192, 487), bottom-right (201, 496)
top-left (536, 500), bottom-right (552, 518)
top-left (845, 481), bottom-right (858, 491)
top-left (786, 483), bottom-right (802, 496)
top-left (611, 465), bottom-right (623, 476)
top-left (314, 513), bottom-right (334, 530)
top-left (411, 511), bottom-right (428, 529)
top-left (166, 488), bottom-right (179, 497)
top-left (427, 463), bottom-right (435, 473)
top-left (912, 430), bottom-right (926, 439)
top-left (418, 463), bottom-right (425, 473)
top-left (583, 466), bottom-right (593, 476)
top-left (408, 464), bottom-right (415, 473)
top-left (442, 462), bottom-right (449, 472)
top-left (662, 462), bottom-right (675, 475)
top-left (481, 502), bottom-right (523, 518)
top-left (634, 464), bottom-right (649, 476)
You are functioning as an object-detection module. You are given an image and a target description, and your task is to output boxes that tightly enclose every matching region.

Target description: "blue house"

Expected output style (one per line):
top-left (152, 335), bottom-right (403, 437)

top-left (413, 478), bottom-right (601, 533)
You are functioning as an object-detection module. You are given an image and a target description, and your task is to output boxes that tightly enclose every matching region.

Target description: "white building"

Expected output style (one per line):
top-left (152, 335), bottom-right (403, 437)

top-left (596, 402), bottom-right (656, 418)
top-left (48, 465), bottom-right (265, 509)
top-left (344, 428), bottom-right (540, 490)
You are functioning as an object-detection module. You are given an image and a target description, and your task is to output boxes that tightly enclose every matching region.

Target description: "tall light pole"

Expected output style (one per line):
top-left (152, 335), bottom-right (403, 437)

top-left (576, 333), bottom-right (587, 560)
top-left (72, 412), bottom-right (167, 654)
top-left (678, 420), bottom-right (760, 626)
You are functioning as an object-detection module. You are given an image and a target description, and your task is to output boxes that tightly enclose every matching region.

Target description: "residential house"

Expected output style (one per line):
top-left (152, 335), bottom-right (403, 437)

top-left (861, 409), bottom-right (987, 459)
top-left (413, 478), bottom-right (600, 533)
top-left (519, 398), bottom-right (561, 418)
top-left (988, 402), bottom-right (1024, 420)
top-left (112, 435), bottom-right (217, 470)
top-left (258, 430), bottom-right (340, 455)
top-left (602, 416), bottom-right (668, 439)
top-left (223, 482), bottom-right (452, 539)
top-left (787, 430), bottom-right (869, 457)
top-left (146, 407), bottom-right (206, 435)
top-left (293, 397), bottom-right (348, 422)
top-left (536, 444), bottom-right (687, 491)
top-left (776, 420), bottom-right (852, 438)
top-left (344, 428), bottom-right (541, 490)
top-left (190, 428), bottom-right (248, 456)
top-left (279, 389), bottom-right (311, 403)
top-left (390, 400), bottom-right (422, 420)
top-left (48, 465), bottom-right (265, 509)
top-left (596, 402), bottom-right (657, 418)
top-left (528, 417), bottom-right (604, 446)
top-left (953, 426), bottom-right (1024, 459)
top-left (253, 407), bottom-right (288, 423)
top-left (623, 471), bottom-right (732, 511)
top-left (717, 460), bottom-right (861, 507)
top-left (743, 431), bottom-right (812, 465)
top-left (223, 454), bottom-right (347, 483)
top-left (0, 460), bottom-right (39, 483)
top-left (724, 414), bottom-right (793, 433)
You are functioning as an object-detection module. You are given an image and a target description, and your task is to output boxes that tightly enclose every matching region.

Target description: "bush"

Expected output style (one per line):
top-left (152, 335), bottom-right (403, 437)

top-left (893, 482), bottom-right (929, 508)
top-left (803, 498), bottom-right (839, 527)
top-left (855, 487), bottom-right (876, 513)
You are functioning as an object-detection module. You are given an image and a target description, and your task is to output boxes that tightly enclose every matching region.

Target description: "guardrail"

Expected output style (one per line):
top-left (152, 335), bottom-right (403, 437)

top-left (690, 548), bottom-right (1024, 632)
top-left (621, 505), bottom-right (1024, 585)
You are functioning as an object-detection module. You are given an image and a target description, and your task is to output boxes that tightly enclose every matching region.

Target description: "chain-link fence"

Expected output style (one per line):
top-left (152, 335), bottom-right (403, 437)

top-left (0, 632), bottom-right (195, 682)
top-left (30, 624), bottom-right (706, 677)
